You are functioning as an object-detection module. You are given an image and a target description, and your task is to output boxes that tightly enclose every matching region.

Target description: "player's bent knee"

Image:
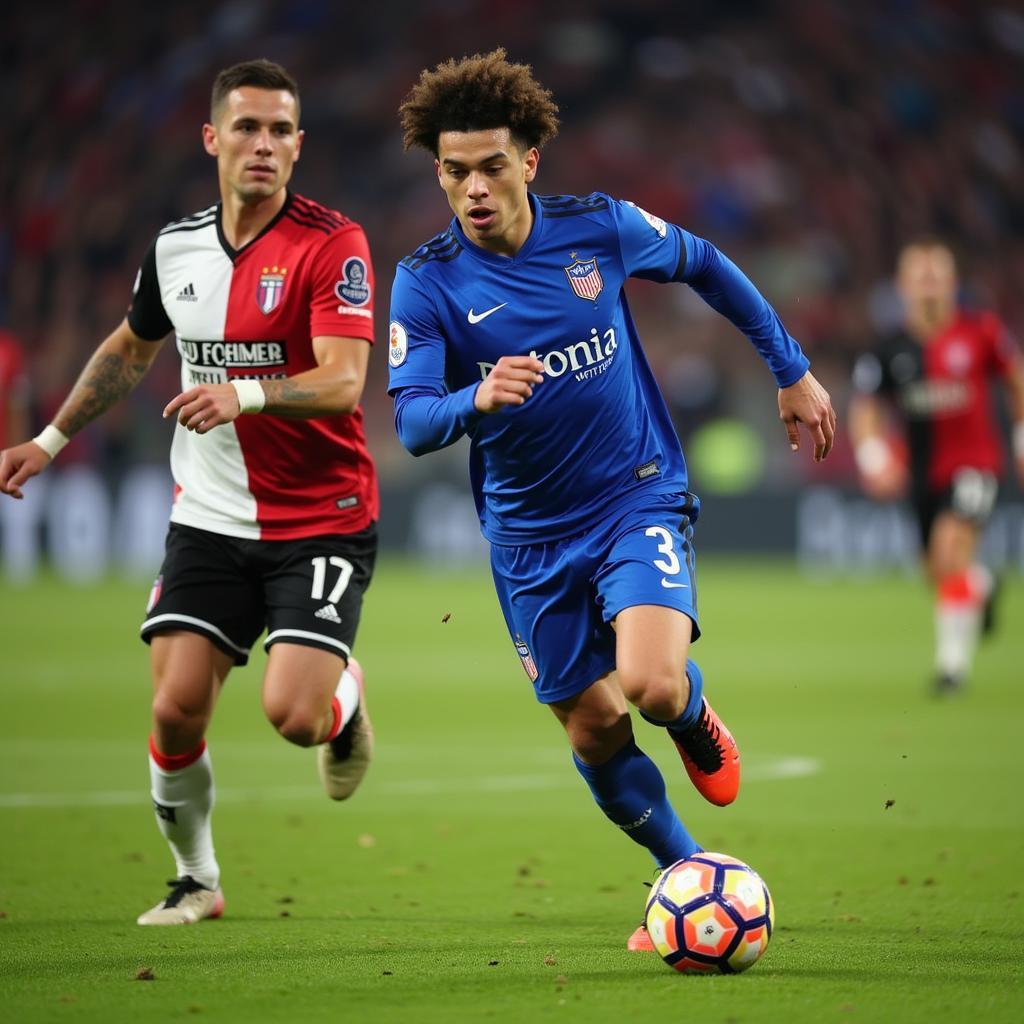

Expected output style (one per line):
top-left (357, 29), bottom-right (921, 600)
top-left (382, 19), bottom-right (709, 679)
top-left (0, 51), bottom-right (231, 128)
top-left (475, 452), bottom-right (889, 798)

top-left (618, 667), bottom-right (687, 720)
top-left (269, 710), bottom-right (322, 748)
top-left (151, 692), bottom-right (209, 747)
top-left (566, 712), bottom-right (632, 765)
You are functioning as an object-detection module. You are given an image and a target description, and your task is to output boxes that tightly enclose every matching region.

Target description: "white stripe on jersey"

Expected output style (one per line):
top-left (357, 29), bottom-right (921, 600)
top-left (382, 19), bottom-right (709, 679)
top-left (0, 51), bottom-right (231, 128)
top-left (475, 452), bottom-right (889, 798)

top-left (156, 220), bottom-right (261, 538)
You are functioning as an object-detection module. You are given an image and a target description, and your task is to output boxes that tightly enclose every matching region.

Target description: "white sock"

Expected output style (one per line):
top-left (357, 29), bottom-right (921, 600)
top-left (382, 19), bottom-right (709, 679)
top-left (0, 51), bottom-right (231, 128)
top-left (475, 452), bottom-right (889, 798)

top-left (149, 742), bottom-right (219, 890)
top-left (934, 567), bottom-right (986, 679)
top-left (934, 605), bottom-right (980, 678)
top-left (325, 668), bottom-right (360, 742)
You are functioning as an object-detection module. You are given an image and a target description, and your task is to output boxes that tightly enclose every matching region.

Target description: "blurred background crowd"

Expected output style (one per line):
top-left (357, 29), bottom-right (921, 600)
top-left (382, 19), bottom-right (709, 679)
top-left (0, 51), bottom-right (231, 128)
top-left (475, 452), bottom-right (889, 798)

top-left (3, 0), bottom-right (1023, 499)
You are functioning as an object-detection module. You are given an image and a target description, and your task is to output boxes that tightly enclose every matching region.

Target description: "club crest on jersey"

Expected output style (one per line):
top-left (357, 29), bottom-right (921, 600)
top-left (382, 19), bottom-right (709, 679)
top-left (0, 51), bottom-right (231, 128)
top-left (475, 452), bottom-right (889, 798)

top-left (257, 265), bottom-right (287, 315)
top-left (335, 257), bottom-right (371, 307)
top-left (514, 639), bottom-right (538, 681)
top-left (564, 257), bottom-right (604, 302)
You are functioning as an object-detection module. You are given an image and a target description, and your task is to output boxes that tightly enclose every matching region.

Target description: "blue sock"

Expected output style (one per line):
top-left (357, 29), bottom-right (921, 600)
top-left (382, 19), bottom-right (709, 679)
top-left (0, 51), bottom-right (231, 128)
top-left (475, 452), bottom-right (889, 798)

top-left (573, 738), bottom-right (699, 868)
top-left (638, 658), bottom-right (704, 733)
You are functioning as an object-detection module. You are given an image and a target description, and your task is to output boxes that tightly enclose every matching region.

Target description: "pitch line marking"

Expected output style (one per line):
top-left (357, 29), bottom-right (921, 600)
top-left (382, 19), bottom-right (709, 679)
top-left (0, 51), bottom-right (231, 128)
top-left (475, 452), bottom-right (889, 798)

top-left (0, 756), bottom-right (820, 809)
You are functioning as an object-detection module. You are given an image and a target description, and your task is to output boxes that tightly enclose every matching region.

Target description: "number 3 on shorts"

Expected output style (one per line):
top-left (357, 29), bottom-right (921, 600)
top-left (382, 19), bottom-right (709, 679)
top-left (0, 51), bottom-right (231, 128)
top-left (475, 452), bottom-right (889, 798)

top-left (645, 526), bottom-right (681, 575)
top-left (310, 556), bottom-right (354, 602)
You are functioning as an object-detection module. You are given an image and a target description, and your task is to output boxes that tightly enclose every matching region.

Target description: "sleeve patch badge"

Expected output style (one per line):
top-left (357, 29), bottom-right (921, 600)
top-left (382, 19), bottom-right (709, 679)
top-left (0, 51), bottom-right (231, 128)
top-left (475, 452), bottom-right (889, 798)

top-left (625, 200), bottom-right (667, 239)
top-left (388, 321), bottom-right (408, 367)
top-left (514, 639), bottom-right (539, 681)
top-left (335, 257), bottom-right (371, 307)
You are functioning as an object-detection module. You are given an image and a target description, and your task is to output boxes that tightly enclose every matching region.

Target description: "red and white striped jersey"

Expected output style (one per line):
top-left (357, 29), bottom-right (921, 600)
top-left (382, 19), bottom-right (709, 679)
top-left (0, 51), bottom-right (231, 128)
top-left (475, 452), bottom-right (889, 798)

top-left (128, 192), bottom-right (378, 541)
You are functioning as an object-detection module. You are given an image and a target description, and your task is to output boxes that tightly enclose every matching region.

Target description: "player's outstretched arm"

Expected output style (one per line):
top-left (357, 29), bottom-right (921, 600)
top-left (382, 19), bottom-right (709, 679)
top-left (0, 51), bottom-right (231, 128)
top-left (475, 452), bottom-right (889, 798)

top-left (163, 335), bottom-right (370, 432)
top-left (777, 370), bottom-right (837, 463)
top-left (0, 318), bottom-right (163, 499)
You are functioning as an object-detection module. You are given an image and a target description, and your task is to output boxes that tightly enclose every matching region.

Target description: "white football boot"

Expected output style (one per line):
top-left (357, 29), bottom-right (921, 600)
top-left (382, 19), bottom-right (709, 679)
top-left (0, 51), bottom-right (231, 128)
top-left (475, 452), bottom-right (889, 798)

top-left (318, 657), bottom-right (374, 800)
top-left (137, 876), bottom-right (225, 925)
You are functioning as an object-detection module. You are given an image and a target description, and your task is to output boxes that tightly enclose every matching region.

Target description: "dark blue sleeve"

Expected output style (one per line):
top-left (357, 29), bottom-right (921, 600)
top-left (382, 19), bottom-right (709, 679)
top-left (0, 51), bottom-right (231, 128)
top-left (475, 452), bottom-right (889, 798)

top-left (393, 383), bottom-right (484, 457)
top-left (680, 232), bottom-right (810, 388)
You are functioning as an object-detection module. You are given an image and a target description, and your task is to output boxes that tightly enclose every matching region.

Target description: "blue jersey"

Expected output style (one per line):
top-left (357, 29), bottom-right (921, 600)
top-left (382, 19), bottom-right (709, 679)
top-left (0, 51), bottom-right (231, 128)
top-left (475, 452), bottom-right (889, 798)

top-left (388, 192), bottom-right (808, 544)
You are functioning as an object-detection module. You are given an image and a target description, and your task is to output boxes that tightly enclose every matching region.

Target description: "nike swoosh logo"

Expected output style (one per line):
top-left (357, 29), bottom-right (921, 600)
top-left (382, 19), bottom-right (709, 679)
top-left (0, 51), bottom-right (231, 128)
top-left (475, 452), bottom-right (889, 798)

top-left (661, 579), bottom-right (689, 589)
top-left (467, 302), bottom-right (508, 324)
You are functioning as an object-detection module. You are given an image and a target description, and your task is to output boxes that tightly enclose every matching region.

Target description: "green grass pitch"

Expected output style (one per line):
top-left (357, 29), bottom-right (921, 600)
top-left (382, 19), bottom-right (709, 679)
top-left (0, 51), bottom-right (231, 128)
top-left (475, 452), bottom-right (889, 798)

top-left (2, 559), bottom-right (1022, 1023)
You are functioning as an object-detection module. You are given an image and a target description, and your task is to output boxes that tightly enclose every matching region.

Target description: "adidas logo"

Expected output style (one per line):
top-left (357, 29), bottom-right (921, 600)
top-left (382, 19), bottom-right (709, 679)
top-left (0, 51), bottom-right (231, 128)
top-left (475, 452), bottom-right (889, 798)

top-left (176, 282), bottom-right (198, 302)
top-left (314, 603), bottom-right (342, 623)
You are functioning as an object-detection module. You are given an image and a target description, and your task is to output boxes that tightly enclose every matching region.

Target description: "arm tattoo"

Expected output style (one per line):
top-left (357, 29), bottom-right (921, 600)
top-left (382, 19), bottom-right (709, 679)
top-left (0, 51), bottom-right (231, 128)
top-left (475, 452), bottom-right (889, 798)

top-left (56, 351), bottom-right (151, 436)
top-left (260, 378), bottom-right (320, 414)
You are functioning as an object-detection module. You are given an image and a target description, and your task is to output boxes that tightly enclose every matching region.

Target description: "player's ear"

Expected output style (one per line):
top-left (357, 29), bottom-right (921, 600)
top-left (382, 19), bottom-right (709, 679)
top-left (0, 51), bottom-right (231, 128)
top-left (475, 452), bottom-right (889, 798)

top-left (293, 128), bottom-right (304, 163)
top-left (435, 159), bottom-right (444, 188)
top-left (202, 123), bottom-right (218, 157)
top-left (523, 147), bottom-right (539, 184)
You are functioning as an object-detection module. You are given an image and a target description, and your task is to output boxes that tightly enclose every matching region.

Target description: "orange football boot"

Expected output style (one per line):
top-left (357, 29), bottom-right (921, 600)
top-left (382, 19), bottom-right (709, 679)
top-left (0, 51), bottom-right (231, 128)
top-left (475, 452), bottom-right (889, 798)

top-left (627, 923), bottom-right (655, 952)
top-left (670, 697), bottom-right (740, 806)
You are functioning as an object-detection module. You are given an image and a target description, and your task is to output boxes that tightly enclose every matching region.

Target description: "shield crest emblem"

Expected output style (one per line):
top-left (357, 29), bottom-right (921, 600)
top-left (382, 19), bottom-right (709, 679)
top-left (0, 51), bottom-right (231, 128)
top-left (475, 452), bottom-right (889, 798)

top-left (514, 639), bottom-right (539, 681)
top-left (257, 266), bottom-right (287, 315)
top-left (563, 257), bottom-right (604, 301)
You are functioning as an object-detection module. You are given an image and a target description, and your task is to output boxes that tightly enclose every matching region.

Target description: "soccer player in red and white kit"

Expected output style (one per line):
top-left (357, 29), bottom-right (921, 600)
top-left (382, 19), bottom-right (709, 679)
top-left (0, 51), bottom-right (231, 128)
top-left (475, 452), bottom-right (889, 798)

top-left (0, 60), bottom-right (380, 923)
top-left (851, 240), bottom-right (1024, 694)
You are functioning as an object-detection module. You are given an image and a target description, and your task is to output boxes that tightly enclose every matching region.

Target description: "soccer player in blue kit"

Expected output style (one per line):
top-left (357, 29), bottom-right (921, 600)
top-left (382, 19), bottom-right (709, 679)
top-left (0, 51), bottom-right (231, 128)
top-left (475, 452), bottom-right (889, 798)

top-left (389, 50), bottom-right (836, 950)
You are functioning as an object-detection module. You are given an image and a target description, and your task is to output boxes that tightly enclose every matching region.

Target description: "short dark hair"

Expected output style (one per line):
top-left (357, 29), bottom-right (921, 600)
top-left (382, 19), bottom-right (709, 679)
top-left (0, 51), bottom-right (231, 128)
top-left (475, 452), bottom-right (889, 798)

top-left (897, 236), bottom-right (959, 269)
top-left (210, 59), bottom-right (300, 123)
top-left (399, 48), bottom-right (559, 156)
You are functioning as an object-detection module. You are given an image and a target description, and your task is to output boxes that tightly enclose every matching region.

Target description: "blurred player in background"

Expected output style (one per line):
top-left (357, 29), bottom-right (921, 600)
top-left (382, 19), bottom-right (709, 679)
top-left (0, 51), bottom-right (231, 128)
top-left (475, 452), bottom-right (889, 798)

top-left (0, 60), bottom-right (379, 924)
top-left (851, 239), bottom-right (1024, 694)
top-left (388, 50), bottom-right (835, 949)
top-left (0, 325), bottom-right (30, 450)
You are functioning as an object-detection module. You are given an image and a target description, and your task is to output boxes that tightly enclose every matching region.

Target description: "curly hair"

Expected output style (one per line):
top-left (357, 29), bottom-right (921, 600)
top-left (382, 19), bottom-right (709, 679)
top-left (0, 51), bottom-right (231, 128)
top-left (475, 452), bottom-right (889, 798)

top-left (399, 49), bottom-right (559, 156)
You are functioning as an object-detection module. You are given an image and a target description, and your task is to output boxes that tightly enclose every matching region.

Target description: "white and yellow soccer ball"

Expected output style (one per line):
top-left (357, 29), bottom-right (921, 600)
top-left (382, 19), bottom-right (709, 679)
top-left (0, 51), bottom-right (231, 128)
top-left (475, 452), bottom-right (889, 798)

top-left (644, 852), bottom-right (774, 974)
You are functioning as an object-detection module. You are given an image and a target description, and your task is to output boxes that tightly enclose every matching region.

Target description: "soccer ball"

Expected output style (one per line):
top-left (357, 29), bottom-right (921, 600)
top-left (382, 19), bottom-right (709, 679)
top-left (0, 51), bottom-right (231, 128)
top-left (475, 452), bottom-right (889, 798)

top-left (644, 852), bottom-right (774, 974)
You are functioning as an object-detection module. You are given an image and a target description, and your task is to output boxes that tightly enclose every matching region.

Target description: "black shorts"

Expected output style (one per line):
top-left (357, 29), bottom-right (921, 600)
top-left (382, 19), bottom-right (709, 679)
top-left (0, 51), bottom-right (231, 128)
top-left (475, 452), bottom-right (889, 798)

top-left (913, 469), bottom-right (998, 548)
top-left (140, 523), bottom-right (377, 666)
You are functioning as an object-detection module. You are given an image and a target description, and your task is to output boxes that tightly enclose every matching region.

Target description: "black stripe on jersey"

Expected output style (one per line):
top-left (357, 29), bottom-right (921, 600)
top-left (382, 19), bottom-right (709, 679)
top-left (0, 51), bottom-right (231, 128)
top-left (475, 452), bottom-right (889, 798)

top-left (291, 196), bottom-right (348, 229)
top-left (285, 210), bottom-right (340, 235)
top-left (159, 218), bottom-right (218, 236)
top-left (539, 194), bottom-right (609, 218)
top-left (402, 246), bottom-right (461, 271)
top-left (537, 193), bottom-right (608, 212)
top-left (401, 229), bottom-right (462, 270)
top-left (289, 204), bottom-right (345, 231)
top-left (159, 207), bottom-right (218, 233)
top-left (166, 205), bottom-right (218, 224)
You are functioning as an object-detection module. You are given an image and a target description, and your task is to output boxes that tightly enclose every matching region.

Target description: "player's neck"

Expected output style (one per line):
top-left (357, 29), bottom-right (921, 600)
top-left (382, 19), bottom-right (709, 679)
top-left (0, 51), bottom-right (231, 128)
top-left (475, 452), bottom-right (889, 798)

top-left (907, 301), bottom-right (955, 343)
top-left (220, 189), bottom-right (288, 250)
top-left (462, 200), bottom-right (534, 258)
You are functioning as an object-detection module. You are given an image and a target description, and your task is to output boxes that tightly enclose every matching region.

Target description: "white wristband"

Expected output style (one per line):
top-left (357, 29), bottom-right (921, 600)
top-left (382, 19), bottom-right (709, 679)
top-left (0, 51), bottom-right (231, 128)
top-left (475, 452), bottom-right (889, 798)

top-left (1014, 421), bottom-right (1024, 460)
top-left (231, 379), bottom-right (266, 414)
top-left (854, 437), bottom-right (891, 476)
top-left (32, 425), bottom-right (70, 460)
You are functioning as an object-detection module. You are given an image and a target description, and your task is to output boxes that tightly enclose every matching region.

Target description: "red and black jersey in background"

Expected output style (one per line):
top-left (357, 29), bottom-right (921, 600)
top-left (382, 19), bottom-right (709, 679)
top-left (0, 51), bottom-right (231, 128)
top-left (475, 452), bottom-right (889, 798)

top-left (854, 310), bottom-right (1018, 499)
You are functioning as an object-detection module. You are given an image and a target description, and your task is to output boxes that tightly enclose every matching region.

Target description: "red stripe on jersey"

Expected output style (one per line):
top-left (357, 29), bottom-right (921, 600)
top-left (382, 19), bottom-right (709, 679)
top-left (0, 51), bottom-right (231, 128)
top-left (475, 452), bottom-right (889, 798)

top-left (233, 409), bottom-right (379, 538)
top-left (924, 312), bottom-right (1009, 490)
top-left (221, 196), bottom-right (378, 539)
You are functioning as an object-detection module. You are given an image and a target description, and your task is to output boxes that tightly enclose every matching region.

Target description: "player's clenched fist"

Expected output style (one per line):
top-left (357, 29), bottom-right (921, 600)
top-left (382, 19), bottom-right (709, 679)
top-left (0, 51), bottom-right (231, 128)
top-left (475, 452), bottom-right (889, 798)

top-left (474, 356), bottom-right (545, 414)
top-left (163, 383), bottom-right (242, 433)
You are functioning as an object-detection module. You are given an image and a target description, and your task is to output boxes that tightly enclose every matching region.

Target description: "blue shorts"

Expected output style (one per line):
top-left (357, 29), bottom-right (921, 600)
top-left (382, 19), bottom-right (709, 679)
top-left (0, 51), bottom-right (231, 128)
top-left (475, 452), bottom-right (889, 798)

top-left (490, 493), bottom-right (700, 704)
